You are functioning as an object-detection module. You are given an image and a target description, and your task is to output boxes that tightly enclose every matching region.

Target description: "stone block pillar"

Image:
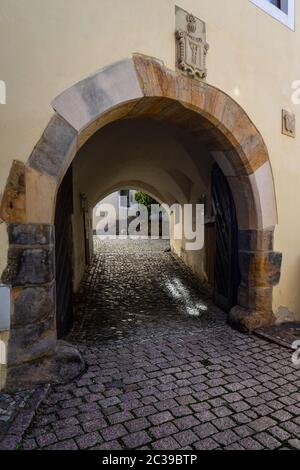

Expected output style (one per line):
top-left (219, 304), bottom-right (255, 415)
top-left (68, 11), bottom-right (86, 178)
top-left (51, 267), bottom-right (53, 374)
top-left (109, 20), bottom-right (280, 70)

top-left (229, 229), bottom-right (282, 333)
top-left (1, 223), bottom-right (85, 391)
top-left (2, 224), bottom-right (57, 390)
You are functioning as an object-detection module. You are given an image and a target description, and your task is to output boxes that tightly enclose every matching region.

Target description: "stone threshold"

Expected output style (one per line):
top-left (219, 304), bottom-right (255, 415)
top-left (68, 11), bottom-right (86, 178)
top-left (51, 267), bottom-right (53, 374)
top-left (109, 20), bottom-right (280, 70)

top-left (0, 384), bottom-right (50, 450)
top-left (254, 322), bottom-right (300, 351)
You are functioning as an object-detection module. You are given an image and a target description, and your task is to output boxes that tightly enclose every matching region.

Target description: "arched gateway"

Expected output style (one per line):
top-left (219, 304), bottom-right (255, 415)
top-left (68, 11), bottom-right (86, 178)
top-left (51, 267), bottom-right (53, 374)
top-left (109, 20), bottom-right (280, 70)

top-left (0, 55), bottom-right (282, 390)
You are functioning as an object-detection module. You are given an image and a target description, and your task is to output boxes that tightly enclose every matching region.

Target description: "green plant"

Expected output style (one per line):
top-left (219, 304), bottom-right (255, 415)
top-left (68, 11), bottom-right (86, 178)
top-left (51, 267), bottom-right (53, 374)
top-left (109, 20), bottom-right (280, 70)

top-left (134, 192), bottom-right (159, 212)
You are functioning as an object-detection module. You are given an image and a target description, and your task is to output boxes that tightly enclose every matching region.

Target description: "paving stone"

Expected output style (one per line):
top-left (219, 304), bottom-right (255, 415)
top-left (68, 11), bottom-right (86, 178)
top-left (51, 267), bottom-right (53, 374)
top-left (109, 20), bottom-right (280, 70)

top-left (108, 411), bottom-right (134, 425)
top-left (150, 422), bottom-right (178, 440)
top-left (134, 405), bottom-right (156, 418)
top-left (225, 383), bottom-right (245, 392)
top-left (174, 430), bottom-right (198, 446)
top-left (22, 438), bottom-right (38, 450)
top-left (101, 424), bottom-right (127, 441)
top-left (76, 432), bottom-right (103, 449)
top-left (172, 406), bottom-right (193, 417)
top-left (173, 415), bottom-right (199, 430)
top-left (46, 439), bottom-right (78, 450)
top-left (82, 418), bottom-right (108, 433)
top-left (125, 417), bottom-right (150, 433)
top-left (254, 404), bottom-right (273, 416)
top-left (255, 432), bottom-right (281, 449)
top-left (232, 425), bottom-right (254, 438)
top-left (96, 440), bottom-right (123, 450)
top-left (152, 437), bottom-right (178, 450)
top-left (0, 434), bottom-right (21, 450)
top-left (240, 437), bottom-right (264, 450)
top-left (288, 439), bottom-right (300, 450)
top-left (78, 410), bottom-right (104, 423)
top-left (149, 411), bottom-right (173, 426)
top-left (99, 397), bottom-right (121, 408)
top-left (208, 397), bottom-right (226, 407)
top-left (271, 410), bottom-right (293, 422)
top-left (155, 399), bottom-right (177, 411)
top-left (268, 425), bottom-right (291, 441)
top-left (194, 438), bottom-right (220, 450)
top-left (36, 433), bottom-right (57, 447)
top-left (194, 422), bottom-right (218, 439)
top-left (55, 425), bottom-right (83, 440)
top-left (195, 410), bottom-right (216, 423)
top-left (213, 406), bottom-right (233, 418)
top-left (213, 417), bottom-right (236, 431)
top-left (281, 421), bottom-right (300, 436)
top-left (249, 417), bottom-right (277, 432)
top-left (224, 393), bottom-right (244, 404)
top-left (52, 416), bottom-right (79, 431)
top-left (213, 430), bottom-right (239, 446)
top-left (191, 402), bottom-right (211, 413)
top-left (233, 412), bottom-right (252, 424)
top-left (122, 431), bottom-right (152, 449)
top-left (175, 395), bottom-right (196, 406)
top-left (225, 443), bottom-right (245, 450)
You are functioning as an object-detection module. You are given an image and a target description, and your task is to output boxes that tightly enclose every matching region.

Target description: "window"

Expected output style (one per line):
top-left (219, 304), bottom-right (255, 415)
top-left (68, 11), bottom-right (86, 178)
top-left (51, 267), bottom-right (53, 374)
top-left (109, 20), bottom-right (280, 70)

top-left (119, 190), bottom-right (130, 208)
top-left (269, 0), bottom-right (288, 14)
top-left (250, 0), bottom-right (295, 30)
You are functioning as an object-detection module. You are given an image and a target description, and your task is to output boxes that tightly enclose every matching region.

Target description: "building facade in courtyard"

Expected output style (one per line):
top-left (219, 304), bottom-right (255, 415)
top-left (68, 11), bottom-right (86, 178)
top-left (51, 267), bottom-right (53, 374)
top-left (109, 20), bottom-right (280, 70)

top-left (0, 0), bottom-right (299, 391)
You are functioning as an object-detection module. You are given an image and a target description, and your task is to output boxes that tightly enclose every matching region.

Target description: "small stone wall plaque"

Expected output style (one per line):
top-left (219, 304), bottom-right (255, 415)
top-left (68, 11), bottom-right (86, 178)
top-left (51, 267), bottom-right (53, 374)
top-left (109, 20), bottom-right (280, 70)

top-left (175, 6), bottom-right (209, 80)
top-left (282, 109), bottom-right (295, 138)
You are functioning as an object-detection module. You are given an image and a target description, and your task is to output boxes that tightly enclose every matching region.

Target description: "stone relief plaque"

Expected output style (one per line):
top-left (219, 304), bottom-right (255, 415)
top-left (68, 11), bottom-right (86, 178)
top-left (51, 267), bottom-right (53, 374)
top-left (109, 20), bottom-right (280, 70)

top-left (282, 109), bottom-right (296, 138)
top-left (175, 6), bottom-right (209, 80)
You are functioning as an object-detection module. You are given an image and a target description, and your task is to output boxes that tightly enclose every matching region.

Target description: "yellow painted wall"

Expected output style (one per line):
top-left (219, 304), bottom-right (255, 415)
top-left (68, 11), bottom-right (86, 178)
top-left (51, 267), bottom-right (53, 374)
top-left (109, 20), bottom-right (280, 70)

top-left (0, 331), bottom-right (9, 390)
top-left (0, 0), bottom-right (299, 318)
top-left (0, 223), bottom-right (8, 278)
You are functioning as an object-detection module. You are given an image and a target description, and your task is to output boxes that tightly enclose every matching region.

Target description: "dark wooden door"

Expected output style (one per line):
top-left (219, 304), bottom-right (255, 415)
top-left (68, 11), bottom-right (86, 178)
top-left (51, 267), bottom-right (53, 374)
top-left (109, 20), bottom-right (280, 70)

top-left (212, 164), bottom-right (240, 312)
top-left (55, 166), bottom-right (74, 338)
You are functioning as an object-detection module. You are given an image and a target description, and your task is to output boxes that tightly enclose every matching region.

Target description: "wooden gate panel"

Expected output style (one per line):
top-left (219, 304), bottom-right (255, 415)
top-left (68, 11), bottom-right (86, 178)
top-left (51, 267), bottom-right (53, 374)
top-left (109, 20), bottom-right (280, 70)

top-left (55, 166), bottom-right (74, 338)
top-left (212, 164), bottom-right (240, 312)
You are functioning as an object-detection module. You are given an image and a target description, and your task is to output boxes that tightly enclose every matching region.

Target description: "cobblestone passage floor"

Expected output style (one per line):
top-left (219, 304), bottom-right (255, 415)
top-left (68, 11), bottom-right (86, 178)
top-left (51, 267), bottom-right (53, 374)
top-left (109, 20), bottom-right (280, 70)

top-left (21, 239), bottom-right (300, 450)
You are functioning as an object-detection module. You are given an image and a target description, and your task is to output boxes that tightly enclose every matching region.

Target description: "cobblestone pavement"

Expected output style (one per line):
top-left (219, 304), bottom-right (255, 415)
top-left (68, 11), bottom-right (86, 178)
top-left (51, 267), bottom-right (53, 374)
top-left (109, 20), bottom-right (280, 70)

top-left (0, 386), bottom-right (49, 450)
top-left (20, 239), bottom-right (300, 450)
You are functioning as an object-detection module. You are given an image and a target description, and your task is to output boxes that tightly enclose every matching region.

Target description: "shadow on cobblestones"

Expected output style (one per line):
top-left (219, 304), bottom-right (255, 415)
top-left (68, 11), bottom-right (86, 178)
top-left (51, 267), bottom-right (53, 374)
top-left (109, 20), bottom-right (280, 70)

top-left (71, 238), bottom-right (225, 345)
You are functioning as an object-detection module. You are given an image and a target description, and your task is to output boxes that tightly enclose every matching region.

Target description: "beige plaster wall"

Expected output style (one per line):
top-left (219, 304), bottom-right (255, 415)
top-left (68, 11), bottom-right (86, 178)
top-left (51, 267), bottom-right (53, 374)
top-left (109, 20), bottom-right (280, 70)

top-left (0, 0), bottom-right (299, 318)
top-left (0, 223), bottom-right (8, 277)
top-left (0, 331), bottom-right (9, 390)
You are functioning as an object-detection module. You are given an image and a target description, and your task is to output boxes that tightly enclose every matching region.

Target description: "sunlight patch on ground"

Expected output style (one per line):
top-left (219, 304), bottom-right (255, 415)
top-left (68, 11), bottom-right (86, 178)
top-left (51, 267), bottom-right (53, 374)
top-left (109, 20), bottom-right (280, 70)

top-left (164, 276), bottom-right (208, 317)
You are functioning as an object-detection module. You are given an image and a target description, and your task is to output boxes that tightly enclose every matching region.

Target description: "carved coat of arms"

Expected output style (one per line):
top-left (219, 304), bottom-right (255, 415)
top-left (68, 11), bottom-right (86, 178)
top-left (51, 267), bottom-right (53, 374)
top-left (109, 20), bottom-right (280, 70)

top-left (175, 9), bottom-right (209, 80)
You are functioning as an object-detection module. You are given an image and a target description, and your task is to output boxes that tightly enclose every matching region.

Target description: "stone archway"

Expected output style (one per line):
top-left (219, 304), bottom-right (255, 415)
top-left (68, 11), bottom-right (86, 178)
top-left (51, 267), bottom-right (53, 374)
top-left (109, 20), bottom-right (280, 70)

top-left (0, 54), bottom-right (282, 391)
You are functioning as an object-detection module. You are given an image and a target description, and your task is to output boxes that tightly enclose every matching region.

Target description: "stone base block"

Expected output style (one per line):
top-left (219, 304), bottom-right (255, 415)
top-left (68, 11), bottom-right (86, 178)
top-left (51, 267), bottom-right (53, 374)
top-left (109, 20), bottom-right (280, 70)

top-left (239, 251), bottom-right (282, 288)
top-left (4, 341), bottom-right (85, 392)
top-left (5, 355), bottom-right (55, 392)
top-left (52, 341), bottom-right (86, 384)
top-left (8, 316), bottom-right (56, 366)
top-left (12, 284), bottom-right (55, 328)
top-left (228, 305), bottom-right (275, 334)
top-left (3, 246), bottom-right (55, 287)
top-left (238, 285), bottom-right (273, 314)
